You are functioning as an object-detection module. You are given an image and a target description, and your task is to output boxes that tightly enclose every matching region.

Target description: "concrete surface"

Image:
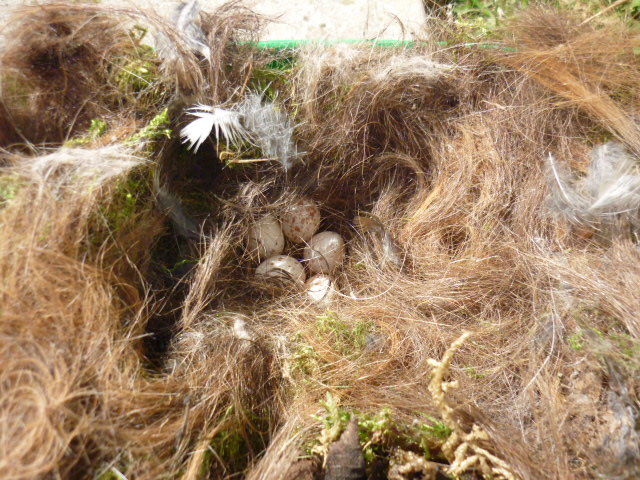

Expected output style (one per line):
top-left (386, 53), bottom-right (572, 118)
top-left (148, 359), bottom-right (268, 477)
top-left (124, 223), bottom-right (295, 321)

top-left (0, 0), bottom-right (427, 40)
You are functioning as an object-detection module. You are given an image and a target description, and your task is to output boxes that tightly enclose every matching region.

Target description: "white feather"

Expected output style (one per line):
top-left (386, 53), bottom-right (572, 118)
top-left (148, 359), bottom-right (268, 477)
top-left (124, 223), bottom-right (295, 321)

top-left (239, 93), bottom-right (299, 169)
top-left (546, 142), bottom-right (640, 225)
top-left (585, 143), bottom-right (640, 215)
top-left (156, 0), bottom-right (210, 64)
top-left (180, 105), bottom-right (246, 152)
top-left (175, 0), bottom-right (210, 59)
top-left (180, 94), bottom-right (300, 169)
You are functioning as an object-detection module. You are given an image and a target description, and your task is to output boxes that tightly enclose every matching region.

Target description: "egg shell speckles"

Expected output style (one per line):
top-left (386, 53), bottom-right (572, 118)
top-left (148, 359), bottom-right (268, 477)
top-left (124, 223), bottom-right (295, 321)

top-left (280, 199), bottom-right (321, 244)
top-left (246, 214), bottom-right (285, 261)
top-left (303, 231), bottom-right (345, 274)
top-left (255, 255), bottom-right (306, 284)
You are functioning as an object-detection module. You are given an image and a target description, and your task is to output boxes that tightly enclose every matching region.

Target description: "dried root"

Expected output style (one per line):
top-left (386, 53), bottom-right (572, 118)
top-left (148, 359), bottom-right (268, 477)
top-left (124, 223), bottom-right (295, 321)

top-left (428, 332), bottom-right (518, 480)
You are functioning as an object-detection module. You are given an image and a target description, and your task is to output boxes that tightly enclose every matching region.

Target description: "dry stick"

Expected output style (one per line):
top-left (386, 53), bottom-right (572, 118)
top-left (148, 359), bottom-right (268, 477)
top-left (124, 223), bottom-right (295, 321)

top-left (580, 0), bottom-right (630, 26)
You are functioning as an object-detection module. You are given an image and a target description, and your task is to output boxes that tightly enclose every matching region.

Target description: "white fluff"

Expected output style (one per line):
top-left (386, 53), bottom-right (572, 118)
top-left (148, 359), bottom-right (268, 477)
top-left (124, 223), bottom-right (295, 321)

top-left (27, 146), bottom-right (144, 198)
top-left (181, 93), bottom-right (300, 169)
top-left (157, 0), bottom-right (209, 62)
top-left (238, 93), bottom-right (299, 169)
top-left (232, 316), bottom-right (254, 342)
top-left (174, 0), bottom-right (210, 59)
top-left (547, 142), bottom-right (640, 225)
top-left (180, 105), bottom-right (246, 152)
top-left (372, 56), bottom-right (451, 82)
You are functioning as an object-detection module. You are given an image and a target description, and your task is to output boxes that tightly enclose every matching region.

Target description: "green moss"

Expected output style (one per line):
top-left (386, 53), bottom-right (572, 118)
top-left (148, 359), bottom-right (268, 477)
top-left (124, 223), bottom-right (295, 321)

top-left (200, 407), bottom-right (270, 477)
top-left (112, 27), bottom-right (164, 96)
top-left (449, 0), bottom-right (640, 41)
top-left (116, 53), bottom-right (156, 93)
top-left (308, 392), bottom-right (353, 457)
top-left (203, 428), bottom-right (248, 475)
top-left (88, 168), bottom-right (152, 250)
top-left (127, 108), bottom-right (172, 145)
top-left (162, 258), bottom-right (199, 276)
top-left (611, 333), bottom-right (640, 361)
top-left (415, 415), bottom-right (452, 442)
top-left (308, 393), bottom-right (451, 464)
top-left (314, 311), bottom-right (374, 357)
top-left (64, 118), bottom-right (107, 147)
top-left (360, 412), bottom-right (451, 462)
top-left (464, 364), bottom-right (488, 378)
top-left (448, 0), bottom-right (530, 39)
top-left (103, 174), bottom-right (149, 231)
top-left (568, 332), bottom-right (585, 351)
top-left (588, 330), bottom-right (640, 372)
top-left (291, 341), bottom-right (320, 378)
top-left (249, 64), bottom-right (292, 101)
top-left (0, 175), bottom-right (21, 207)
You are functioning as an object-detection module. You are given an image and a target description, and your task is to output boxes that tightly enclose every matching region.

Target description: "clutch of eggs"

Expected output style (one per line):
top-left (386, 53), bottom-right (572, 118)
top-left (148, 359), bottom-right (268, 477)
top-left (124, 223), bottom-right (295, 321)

top-left (250, 198), bottom-right (346, 293)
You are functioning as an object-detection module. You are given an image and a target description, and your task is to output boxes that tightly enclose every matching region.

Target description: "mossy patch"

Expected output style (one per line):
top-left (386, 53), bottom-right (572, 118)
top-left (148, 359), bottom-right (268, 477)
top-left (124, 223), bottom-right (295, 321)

top-left (200, 407), bottom-right (270, 477)
top-left (87, 167), bottom-right (154, 252)
top-left (308, 392), bottom-right (452, 467)
top-left (64, 118), bottom-right (107, 147)
top-left (0, 175), bottom-right (21, 208)
top-left (110, 26), bottom-right (167, 110)
top-left (127, 108), bottom-right (172, 146)
top-left (314, 311), bottom-right (375, 357)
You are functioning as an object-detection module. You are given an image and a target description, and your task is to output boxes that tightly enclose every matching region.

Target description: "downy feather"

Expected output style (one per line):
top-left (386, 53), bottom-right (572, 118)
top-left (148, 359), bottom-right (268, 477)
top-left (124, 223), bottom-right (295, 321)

top-left (156, 0), bottom-right (209, 64)
top-left (238, 93), bottom-right (299, 170)
top-left (153, 171), bottom-right (201, 240)
top-left (547, 142), bottom-right (640, 225)
top-left (174, 0), bottom-right (210, 59)
top-left (181, 94), bottom-right (300, 169)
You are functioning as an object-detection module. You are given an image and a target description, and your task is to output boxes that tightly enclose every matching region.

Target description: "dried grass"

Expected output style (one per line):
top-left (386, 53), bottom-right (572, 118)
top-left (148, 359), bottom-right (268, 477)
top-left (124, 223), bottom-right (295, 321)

top-left (0, 3), bottom-right (639, 480)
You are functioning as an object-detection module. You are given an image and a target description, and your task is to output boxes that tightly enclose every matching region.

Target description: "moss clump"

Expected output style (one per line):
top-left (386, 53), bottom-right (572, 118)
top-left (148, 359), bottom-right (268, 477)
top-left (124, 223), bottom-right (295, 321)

top-left (314, 311), bottom-right (375, 357)
top-left (199, 408), bottom-right (270, 477)
top-left (110, 27), bottom-right (168, 108)
top-left (127, 108), bottom-right (172, 145)
top-left (308, 393), bottom-right (452, 467)
top-left (64, 118), bottom-right (107, 147)
top-left (0, 175), bottom-right (21, 207)
top-left (88, 168), bottom-right (153, 251)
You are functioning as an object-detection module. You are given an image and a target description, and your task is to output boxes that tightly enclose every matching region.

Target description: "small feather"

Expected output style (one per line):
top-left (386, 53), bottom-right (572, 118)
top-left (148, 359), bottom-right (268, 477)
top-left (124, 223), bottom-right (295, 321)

top-left (153, 171), bottom-right (200, 240)
top-left (239, 93), bottom-right (299, 169)
top-left (156, 0), bottom-right (210, 67)
top-left (585, 143), bottom-right (640, 216)
top-left (546, 142), bottom-right (640, 225)
top-left (174, 0), bottom-right (210, 59)
top-left (180, 105), bottom-right (246, 152)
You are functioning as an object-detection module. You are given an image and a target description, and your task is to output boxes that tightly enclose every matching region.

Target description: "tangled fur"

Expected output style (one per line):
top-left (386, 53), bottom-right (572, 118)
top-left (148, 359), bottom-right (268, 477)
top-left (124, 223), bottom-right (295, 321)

top-left (1, 3), bottom-right (640, 480)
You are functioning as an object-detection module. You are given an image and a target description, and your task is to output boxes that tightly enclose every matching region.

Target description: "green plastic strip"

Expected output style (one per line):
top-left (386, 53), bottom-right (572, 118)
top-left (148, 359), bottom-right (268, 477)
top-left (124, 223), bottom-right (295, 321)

top-left (253, 39), bottom-right (420, 49)
top-left (250, 39), bottom-right (509, 50)
top-left (247, 40), bottom-right (513, 70)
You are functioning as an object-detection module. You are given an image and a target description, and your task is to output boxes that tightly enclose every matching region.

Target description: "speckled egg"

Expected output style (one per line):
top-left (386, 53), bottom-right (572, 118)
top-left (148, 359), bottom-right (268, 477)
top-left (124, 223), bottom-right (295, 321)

top-left (280, 199), bottom-right (321, 244)
top-left (246, 214), bottom-right (285, 261)
top-left (303, 231), bottom-right (345, 274)
top-left (304, 274), bottom-right (335, 305)
top-left (255, 255), bottom-right (306, 284)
